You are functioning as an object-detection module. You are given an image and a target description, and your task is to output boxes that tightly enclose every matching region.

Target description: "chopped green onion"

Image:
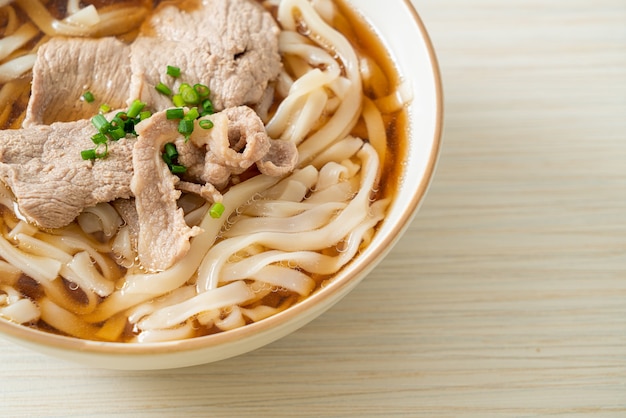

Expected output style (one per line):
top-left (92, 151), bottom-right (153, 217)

top-left (180, 85), bottom-right (200, 104)
top-left (111, 114), bottom-right (126, 126)
top-left (199, 119), bottom-right (214, 130)
top-left (172, 94), bottom-right (185, 107)
top-left (167, 65), bottom-right (181, 78)
top-left (81, 143), bottom-right (108, 160)
top-left (91, 114), bottom-right (110, 134)
top-left (139, 110), bottom-right (152, 121)
top-left (82, 91), bottom-right (95, 103)
top-left (166, 108), bottom-right (185, 120)
top-left (201, 99), bottom-right (214, 116)
top-left (126, 99), bottom-right (146, 118)
top-left (178, 118), bottom-right (194, 138)
top-left (184, 107), bottom-right (199, 120)
top-left (194, 83), bottom-right (210, 98)
top-left (170, 164), bottom-right (187, 174)
top-left (94, 142), bottom-right (108, 158)
top-left (108, 115), bottom-right (126, 140)
top-left (155, 82), bottom-right (172, 96)
top-left (99, 103), bottom-right (111, 114)
top-left (164, 142), bottom-right (178, 160)
top-left (109, 125), bottom-right (126, 140)
top-left (91, 132), bottom-right (108, 144)
top-left (123, 119), bottom-right (136, 135)
top-left (81, 148), bottom-right (96, 160)
top-left (209, 202), bottom-right (225, 219)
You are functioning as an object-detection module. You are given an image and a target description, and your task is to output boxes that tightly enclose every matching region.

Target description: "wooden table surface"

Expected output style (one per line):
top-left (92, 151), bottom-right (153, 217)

top-left (1, 0), bottom-right (625, 416)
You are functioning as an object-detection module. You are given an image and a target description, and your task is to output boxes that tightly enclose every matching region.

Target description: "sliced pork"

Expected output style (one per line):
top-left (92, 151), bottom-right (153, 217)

top-left (0, 119), bottom-right (134, 228)
top-left (130, 0), bottom-right (281, 112)
top-left (23, 37), bottom-right (131, 127)
top-left (131, 111), bottom-right (202, 272)
top-left (22, 0), bottom-right (281, 126)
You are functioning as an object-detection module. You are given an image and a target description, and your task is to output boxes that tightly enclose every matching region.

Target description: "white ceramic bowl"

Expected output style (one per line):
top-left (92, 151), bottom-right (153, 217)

top-left (0, 0), bottom-right (442, 370)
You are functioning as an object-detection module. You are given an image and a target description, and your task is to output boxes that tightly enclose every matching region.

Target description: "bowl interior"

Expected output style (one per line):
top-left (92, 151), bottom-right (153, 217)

top-left (0, 0), bottom-right (442, 370)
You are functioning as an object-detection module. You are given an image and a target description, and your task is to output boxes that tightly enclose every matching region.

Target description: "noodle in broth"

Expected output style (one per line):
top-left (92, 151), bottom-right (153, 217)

top-left (0, 0), bottom-right (409, 342)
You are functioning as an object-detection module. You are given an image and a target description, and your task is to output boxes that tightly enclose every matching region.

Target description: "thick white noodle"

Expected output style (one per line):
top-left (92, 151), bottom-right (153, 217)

top-left (13, 233), bottom-right (73, 263)
top-left (61, 251), bottom-right (115, 297)
top-left (14, 0), bottom-right (149, 37)
top-left (196, 143), bottom-right (380, 292)
top-left (0, 231), bottom-right (61, 282)
top-left (223, 201), bottom-right (346, 237)
top-left (127, 286), bottom-right (196, 324)
top-left (0, 53), bottom-right (35, 83)
top-left (137, 281), bottom-right (254, 331)
top-left (63, 5), bottom-right (99, 27)
top-left (66, 0), bottom-right (80, 15)
top-left (0, 296), bottom-right (39, 324)
top-left (214, 306), bottom-right (247, 331)
top-left (243, 199), bottom-right (346, 218)
top-left (38, 297), bottom-right (100, 339)
top-left (276, 0), bottom-right (362, 164)
top-left (134, 321), bottom-right (195, 343)
top-left (77, 203), bottom-right (123, 238)
top-left (0, 22), bottom-right (38, 61)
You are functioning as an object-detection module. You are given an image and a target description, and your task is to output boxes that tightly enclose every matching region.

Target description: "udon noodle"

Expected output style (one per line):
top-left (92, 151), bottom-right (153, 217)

top-left (0, 0), bottom-right (410, 342)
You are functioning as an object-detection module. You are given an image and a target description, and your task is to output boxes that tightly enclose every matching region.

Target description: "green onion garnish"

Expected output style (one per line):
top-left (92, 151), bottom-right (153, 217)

top-left (164, 142), bottom-right (178, 160)
top-left (194, 84), bottom-right (210, 98)
top-left (162, 143), bottom-right (186, 173)
top-left (167, 65), bottom-right (181, 78)
top-left (82, 91), bottom-right (95, 103)
top-left (178, 118), bottom-right (194, 138)
top-left (200, 99), bottom-right (214, 116)
top-left (81, 149), bottom-right (96, 160)
top-left (199, 119), bottom-right (214, 130)
top-left (180, 85), bottom-right (200, 104)
top-left (91, 132), bottom-right (108, 144)
top-left (108, 125), bottom-right (126, 141)
top-left (81, 143), bottom-right (108, 160)
top-left (209, 202), bottom-right (225, 219)
top-left (139, 110), bottom-right (152, 121)
top-left (184, 107), bottom-right (199, 121)
top-left (126, 99), bottom-right (146, 119)
top-left (172, 94), bottom-right (185, 107)
top-left (108, 115), bottom-right (126, 140)
top-left (170, 164), bottom-right (187, 174)
top-left (94, 143), bottom-right (108, 158)
top-left (166, 108), bottom-right (185, 120)
top-left (155, 82), bottom-right (172, 96)
top-left (91, 114), bottom-right (110, 134)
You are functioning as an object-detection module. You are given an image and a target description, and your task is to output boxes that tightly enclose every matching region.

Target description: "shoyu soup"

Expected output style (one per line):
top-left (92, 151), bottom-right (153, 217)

top-left (0, 0), bottom-right (409, 342)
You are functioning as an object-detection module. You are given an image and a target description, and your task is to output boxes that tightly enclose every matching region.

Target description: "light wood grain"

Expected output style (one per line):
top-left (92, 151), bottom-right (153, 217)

top-left (1, 0), bottom-right (625, 416)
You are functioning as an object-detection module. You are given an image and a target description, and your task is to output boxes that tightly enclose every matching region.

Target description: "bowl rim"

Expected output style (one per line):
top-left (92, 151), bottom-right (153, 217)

top-left (0, 0), bottom-right (444, 359)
